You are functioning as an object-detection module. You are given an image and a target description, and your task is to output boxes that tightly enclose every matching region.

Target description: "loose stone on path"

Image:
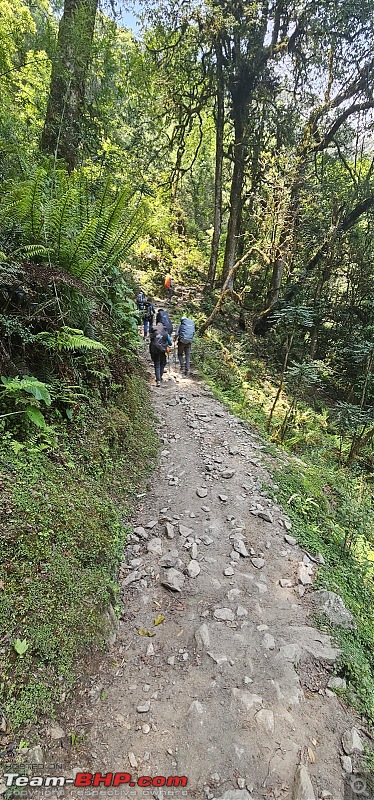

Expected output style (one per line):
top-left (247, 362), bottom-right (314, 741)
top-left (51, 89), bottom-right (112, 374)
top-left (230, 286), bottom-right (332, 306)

top-left (213, 607), bottom-right (235, 622)
top-left (292, 765), bottom-right (315, 800)
top-left (160, 568), bottom-right (185, 592)
top-left (233, 539), bottom-right (250, 557)
top-left (186, 560), bottom-right (200, 578)
top-left (147, 537), bottom-right (162, 555)
top-left (251, 557), bottom-right (265, 569)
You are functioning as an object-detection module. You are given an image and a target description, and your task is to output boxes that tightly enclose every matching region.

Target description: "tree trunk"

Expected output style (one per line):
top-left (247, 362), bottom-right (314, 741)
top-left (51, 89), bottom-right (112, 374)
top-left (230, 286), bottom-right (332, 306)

top-left (222, 117), bottom-right (246, 287)
top-left (41, 0), bottom-right (98, 170)
top-left (206, 43), bottom-right (224, 288)
top-left (199, 244), bottom-right (267, 336)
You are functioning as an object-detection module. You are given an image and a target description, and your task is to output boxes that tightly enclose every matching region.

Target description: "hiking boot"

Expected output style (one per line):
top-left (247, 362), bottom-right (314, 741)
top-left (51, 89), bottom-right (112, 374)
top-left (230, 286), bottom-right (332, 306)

top-left (156, 380), bottom-right (160, 387)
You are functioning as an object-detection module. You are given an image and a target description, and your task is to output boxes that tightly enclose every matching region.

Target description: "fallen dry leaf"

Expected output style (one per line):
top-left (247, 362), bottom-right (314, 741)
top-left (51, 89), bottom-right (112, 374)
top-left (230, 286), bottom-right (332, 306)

top-left (137, 628), bottom-right (156, 637)
top-left (153, 614), bottom-right (165, 627)
top-left (308, 747), bottom-right (316, 764)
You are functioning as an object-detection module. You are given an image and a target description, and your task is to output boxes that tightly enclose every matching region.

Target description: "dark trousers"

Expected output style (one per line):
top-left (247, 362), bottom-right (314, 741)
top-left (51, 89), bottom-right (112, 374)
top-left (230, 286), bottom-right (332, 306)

top-left (178, 341), bottom-right (191, 374)
top-left (143, 316), bottom-right (154, 338)
top-left (151, 352), bottom-right (166, 382)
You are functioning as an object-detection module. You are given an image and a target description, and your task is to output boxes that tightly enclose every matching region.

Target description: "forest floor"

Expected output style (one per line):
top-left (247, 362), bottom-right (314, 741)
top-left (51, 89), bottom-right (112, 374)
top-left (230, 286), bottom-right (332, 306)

top-left (20, 329), bottom-right (372, 800)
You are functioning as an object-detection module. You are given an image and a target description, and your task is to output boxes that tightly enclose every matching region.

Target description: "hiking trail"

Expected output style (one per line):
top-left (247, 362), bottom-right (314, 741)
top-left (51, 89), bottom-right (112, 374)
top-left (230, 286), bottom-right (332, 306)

top-left (39, 333), bottom-right (368, 800)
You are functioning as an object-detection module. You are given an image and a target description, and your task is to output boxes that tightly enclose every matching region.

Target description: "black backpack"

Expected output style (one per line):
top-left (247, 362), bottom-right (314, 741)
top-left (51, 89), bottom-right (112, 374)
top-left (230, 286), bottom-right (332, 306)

top-left (144, 302), bottom-right (155, 321)
top-left (156, 310), bottom-right (173, 334)
top-left (150, 326), bottom-right (168, 354)
top-left (137, 291), bottom-right (145, 309)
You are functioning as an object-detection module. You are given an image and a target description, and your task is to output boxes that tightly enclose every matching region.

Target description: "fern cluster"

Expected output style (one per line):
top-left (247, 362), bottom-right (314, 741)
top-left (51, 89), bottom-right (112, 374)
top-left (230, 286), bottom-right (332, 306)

top-left (0, 167), bottom-right (148, 284)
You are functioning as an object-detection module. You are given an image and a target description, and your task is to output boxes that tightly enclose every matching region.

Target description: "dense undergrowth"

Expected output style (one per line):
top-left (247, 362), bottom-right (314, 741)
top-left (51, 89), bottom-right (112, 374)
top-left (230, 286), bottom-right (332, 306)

top-left (0, 371), bottom-right (158, 733)
top-left (193, 328), bottom-right (374, 731)
top-left (0, 152), bottom-right (163, 746)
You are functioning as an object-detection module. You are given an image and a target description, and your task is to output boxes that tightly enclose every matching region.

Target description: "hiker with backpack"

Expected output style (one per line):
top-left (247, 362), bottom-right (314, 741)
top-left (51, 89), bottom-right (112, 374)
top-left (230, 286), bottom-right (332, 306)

top-left (156, 307), bottom-right (173, 335)
top-left (175, 315), bottom-right (195, 377)
top-left (136, 289), bottom-right (146, 312)
top-left (143, 297), bottom-right (155, 339)
top-left (149, 322), bottom-right (172, 387)
top-left (164, 273), bottom-right (174, 299)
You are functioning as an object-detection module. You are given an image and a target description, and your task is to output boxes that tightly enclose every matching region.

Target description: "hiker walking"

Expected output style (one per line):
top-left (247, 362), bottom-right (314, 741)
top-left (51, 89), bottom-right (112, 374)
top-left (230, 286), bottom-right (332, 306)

top-left (164, 273), bottom-right (174, 299)
top-left (143, 297), bottom-right (155, 339)
top-left (136, 289), bottom-right (146, 312)
top-left (149, 322), bottom-right (172, 387)
top-left (175, 315), bottom-right (195, 377)
top-left (156, 307), bottom-right (173, 335)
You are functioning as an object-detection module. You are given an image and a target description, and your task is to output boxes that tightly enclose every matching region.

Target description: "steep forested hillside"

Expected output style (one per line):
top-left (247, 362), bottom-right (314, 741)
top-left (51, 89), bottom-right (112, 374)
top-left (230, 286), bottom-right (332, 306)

top-left (0, 0), bottom-right (373, 750)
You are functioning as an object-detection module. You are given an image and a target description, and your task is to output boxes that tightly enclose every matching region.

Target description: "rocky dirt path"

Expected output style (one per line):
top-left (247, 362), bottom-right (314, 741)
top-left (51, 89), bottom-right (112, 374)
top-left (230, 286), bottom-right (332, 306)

top-left (40, 354), bottom-right (368, 800)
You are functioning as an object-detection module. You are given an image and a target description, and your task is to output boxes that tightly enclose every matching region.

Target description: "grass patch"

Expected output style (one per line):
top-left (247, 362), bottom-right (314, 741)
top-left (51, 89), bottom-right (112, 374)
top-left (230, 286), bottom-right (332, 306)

top-left (195, 332), bottom-right (374, 731)
top-left (0, 372), bottom-right (158, 732)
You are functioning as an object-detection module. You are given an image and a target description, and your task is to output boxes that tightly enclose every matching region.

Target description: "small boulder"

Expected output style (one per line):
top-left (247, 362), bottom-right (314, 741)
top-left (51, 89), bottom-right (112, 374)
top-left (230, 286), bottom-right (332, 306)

top-left (220, 469), bottom-right (236, 479)
top-left (251, 558), bottom-right (265, 569)
top-left (186, 560), bottom-right (201, 578)
top-left (292, 765), bottom-right (315, 800)
top-left (255, 708), bottom-right (274, 734)
top-left (136, 700), bottom-right (150, 713)
top-left (213, 607), bottom-right (235, 622)
top-left (297, 562), bottom-right (313, 585)
top-left (327, 676), bottom-right (346, 691)
top-left (231, 688), bottom-right (263, 710)
top-left (233, 539), bottom-right (250, 558)
top-left (133, 526), bottom-right (148, 539)
top-left (160, 567), bottom-right (185, 592)
top-left (195, 623), bottom-right (210, 649)
top-left (165, 522), bottom-right (175, 539)
top-left (312, 590), bottom-right (356, 629)
top-left (340, 756), bottom-right (352, 774)
top-left (207, 652), bottom-right (228, 666)
top-left (341, 727), bottom-right (364, 755)
top-left (257, 510), bottom-right (274, 523)
top-left (196, 487), bottom-right (208, 498)
top-left (147, 537), bottom-right (162, 556)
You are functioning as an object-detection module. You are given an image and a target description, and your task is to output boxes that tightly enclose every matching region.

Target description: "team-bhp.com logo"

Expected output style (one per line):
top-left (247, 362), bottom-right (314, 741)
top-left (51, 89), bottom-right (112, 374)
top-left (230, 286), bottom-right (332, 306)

top-left (3, 772), bottom-right (188, 789)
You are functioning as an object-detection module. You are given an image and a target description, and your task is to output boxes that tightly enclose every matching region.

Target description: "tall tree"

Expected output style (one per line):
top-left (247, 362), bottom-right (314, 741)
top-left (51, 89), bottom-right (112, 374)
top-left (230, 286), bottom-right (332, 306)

top-left (41, 0), bottom-right (98, 169)
top-left (206, 34), bottom-right (224, 287)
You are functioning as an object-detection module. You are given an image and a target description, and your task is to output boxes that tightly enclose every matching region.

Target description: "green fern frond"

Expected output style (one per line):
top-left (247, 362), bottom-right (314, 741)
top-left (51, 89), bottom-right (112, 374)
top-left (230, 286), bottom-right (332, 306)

top-left (13, 244), bottom-right (50, 259)
top-left (35, 327), bottom-right (108, 352)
